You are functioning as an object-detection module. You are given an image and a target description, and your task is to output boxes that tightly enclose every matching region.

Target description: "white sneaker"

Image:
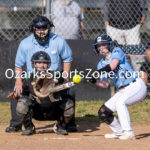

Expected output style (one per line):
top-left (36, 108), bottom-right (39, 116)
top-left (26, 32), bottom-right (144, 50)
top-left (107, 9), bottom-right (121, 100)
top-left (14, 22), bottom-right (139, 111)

top-left (104, 133), bottom-right (121, 139)
top-left (119, 131), bottom-right (135, 140)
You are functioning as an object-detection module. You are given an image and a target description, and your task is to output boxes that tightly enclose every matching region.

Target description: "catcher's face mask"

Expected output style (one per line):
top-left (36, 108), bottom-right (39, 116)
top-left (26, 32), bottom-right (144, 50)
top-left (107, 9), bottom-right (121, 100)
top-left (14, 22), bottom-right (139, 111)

top-left (34, 62), bottom-right (49, 71)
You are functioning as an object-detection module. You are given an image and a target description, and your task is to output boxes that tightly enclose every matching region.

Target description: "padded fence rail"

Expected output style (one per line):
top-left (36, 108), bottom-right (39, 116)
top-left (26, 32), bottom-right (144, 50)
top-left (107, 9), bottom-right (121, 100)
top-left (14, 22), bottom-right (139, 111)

top-left (0, 40), bottom-right (149, 101)
top-left (0, 40), bottom-right (111, 102)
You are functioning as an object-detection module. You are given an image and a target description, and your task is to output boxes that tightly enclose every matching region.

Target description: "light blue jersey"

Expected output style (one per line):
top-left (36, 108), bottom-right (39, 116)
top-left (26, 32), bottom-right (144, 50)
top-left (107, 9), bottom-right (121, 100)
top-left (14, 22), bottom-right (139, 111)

top-left (15, 33), bottom-right (72, 74)
top-left (97, 47), bottom-right (138, 88)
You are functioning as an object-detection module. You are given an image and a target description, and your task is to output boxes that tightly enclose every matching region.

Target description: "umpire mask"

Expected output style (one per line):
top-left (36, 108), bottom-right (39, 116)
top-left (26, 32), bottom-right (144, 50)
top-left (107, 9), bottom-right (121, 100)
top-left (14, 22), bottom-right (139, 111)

top-left (30, 16), bottom-right (54, 45)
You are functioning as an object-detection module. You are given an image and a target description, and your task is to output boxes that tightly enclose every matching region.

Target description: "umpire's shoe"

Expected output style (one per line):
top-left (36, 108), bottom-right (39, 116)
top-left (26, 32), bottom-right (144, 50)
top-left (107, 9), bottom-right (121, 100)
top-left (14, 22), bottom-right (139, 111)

top-left (5, 126), bottom-right (22, 133)
top-left (22, 126), bottom-right (36, 136)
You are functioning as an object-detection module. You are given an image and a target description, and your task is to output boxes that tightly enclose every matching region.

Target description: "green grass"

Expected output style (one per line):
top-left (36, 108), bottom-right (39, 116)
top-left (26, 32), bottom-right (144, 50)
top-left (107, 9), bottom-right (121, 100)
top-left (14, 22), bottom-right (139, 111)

top-left (76, 98), bottom-right (150, 124)
top-left (0, 98), bottom-right (150, 124)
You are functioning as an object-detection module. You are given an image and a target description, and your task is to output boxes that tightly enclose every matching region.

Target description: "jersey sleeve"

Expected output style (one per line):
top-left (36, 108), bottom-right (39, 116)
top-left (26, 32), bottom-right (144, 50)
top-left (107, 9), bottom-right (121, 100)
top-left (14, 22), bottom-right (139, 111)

top-left (58, 38), bottom-right (73, 62)
top-left (111, 48), bottom-right (125, 62)
top-left (15, 41), bottom-right (26, 68)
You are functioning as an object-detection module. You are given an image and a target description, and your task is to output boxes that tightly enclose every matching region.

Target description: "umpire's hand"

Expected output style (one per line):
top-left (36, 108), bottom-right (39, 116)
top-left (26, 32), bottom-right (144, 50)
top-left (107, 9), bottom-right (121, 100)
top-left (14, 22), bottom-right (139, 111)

top-left (14, 79), bottom-right (23, 96)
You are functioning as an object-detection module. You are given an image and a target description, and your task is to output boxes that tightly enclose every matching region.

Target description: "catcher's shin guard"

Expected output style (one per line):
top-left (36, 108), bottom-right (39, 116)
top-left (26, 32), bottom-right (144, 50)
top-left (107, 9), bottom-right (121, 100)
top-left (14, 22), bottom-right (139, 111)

top-left (57, 99), bottom-right (74, 129)
top-left (16, 96), bottom-right (32, 121)
top-left (22, 110), bottom-right (35, 136)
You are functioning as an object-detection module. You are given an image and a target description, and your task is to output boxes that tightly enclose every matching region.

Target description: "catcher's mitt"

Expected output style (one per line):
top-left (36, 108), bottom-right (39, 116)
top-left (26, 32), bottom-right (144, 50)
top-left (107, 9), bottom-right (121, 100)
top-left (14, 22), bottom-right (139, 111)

top-left (32, 73), bottom-right (75, 101)
top-left (32, 73), bottom-right (58, 98)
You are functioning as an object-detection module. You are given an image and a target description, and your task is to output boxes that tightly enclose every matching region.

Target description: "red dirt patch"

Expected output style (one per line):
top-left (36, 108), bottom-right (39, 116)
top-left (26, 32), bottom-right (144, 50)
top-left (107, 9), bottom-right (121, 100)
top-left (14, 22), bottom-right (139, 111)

top-left (0, 122), bottom-right (150, 150)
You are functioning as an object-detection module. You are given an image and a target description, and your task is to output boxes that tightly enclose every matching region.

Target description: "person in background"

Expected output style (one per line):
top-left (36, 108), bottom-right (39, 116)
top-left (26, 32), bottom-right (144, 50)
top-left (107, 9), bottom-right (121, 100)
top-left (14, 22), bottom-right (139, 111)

top-left (101, 0), bottom-right (148, 71)
top-left (140, 49), bottom-right (150, 97)
top-left (51, 0), bottom-right (84, 39)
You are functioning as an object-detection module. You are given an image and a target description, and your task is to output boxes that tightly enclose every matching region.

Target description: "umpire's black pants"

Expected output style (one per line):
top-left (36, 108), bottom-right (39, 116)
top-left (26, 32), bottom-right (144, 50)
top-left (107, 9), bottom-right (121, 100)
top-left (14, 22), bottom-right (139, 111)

top-left (9, 99), bottom-right (22, 127)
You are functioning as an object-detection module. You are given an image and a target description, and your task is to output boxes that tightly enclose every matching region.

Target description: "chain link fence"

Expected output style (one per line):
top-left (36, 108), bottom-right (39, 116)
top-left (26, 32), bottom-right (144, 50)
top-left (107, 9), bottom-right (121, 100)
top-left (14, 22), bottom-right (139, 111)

top-left (0, 0), bottom-right (150, 42)
top-left (0, 0), bottom-right (44, 41)
top-left (0, 0), bottom-right (150, 94)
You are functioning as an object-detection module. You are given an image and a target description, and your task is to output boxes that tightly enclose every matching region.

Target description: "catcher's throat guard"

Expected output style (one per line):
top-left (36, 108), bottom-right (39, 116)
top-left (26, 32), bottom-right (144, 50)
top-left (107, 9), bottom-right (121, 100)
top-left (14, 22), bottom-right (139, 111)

top-left (32, 73), bottom-right (75, 102)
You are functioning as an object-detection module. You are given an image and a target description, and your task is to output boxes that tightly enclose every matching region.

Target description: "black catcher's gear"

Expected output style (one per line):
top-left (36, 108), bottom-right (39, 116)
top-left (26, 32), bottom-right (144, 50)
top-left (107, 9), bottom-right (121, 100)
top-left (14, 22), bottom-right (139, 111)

top-left (93, 34), bottom-right (114, 54)
top-left (31, 51), bottom-right (51, 68)
top-left (29, 15), bottom-right (54, 44)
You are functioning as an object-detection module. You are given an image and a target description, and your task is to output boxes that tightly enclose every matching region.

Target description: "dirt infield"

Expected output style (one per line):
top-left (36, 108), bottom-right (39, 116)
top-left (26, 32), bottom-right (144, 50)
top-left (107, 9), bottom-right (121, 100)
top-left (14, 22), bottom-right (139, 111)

top-left (0, 121), bottom-right (150, 150)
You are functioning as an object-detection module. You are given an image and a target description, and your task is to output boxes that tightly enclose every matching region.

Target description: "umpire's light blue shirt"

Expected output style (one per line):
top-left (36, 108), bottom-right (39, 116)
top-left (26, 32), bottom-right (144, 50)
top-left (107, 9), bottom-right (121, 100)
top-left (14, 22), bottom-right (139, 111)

top-left (15, 33), bottom-right (72, 73)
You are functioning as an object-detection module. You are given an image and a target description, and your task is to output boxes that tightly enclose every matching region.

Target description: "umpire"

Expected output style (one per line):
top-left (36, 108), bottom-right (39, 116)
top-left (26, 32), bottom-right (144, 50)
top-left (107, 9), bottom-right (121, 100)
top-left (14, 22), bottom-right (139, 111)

top-left (6, 15), bottom-right (77, 133)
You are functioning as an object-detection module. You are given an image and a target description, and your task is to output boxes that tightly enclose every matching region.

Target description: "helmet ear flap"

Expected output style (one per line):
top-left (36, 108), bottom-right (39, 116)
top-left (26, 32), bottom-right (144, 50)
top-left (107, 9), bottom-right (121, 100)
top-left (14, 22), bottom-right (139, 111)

top-left (93, 45), bottom-right (99, 55)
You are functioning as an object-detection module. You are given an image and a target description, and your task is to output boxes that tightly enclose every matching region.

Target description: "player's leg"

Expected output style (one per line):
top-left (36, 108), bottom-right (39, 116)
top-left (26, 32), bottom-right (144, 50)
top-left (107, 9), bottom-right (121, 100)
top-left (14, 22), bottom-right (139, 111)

top-left (106, 25), bottom-right (126, 45)
top-left (59, 88), bottom-right (77, 132)
top-left (5, 99), bottom-right (22, 133)
top-left (115, 78), bottom-right (147, 140)
top-left (99, 93), bottom-right (123, 138)
top-left (125, 24), bottom-right (141, 45)
top-left (16, 96), bottom-right (35, 136)
top-left (125, 24), bottom-right (144, 71)
top-left (54, 98), bottom-right (75, 135)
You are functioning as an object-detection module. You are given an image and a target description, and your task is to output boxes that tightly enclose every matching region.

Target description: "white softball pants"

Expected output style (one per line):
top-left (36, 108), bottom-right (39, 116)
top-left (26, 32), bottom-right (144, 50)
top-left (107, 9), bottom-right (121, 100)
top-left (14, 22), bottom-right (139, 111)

top-left (105, 78), bottom-right (147, 133)
top-left (106, 24), bottom-right (141, 45)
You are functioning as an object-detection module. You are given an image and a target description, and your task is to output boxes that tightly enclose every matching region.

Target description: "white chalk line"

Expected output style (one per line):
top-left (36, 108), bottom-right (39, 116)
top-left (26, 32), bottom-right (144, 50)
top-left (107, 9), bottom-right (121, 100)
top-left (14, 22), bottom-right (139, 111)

top-left (43, 136), bottom-right (99, 141)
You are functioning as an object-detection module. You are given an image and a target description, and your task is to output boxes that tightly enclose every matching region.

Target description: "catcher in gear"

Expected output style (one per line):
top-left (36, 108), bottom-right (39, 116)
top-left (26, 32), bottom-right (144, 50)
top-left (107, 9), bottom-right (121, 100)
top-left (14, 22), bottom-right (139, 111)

top-left (8, 51), bottom-right (75, 135)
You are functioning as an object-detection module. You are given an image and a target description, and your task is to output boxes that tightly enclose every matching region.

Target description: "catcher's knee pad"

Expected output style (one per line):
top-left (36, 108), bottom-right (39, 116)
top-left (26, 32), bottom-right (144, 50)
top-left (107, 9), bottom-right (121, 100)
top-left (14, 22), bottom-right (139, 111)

top-left (16, 96), bottom-right (32, 116)
top-left (64, 100), bottom-right (74, 118)
top-left (98, 104), bottom-right (114, 125)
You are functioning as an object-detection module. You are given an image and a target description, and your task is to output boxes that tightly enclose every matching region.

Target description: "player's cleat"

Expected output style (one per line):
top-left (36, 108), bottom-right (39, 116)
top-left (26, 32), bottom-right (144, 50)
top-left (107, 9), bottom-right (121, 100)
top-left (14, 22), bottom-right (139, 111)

top-left (5, 126), bottom-right (22, 133)
top-left (104, 133), bottom-right (121, 139)
top-left (119, 131), bottom-right (135, 140)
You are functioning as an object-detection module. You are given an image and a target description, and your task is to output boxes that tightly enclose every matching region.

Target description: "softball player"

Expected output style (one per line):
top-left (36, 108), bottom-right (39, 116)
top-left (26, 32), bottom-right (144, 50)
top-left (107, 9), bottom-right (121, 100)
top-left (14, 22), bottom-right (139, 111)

top-left (90, 34), bottom-right (147, 140)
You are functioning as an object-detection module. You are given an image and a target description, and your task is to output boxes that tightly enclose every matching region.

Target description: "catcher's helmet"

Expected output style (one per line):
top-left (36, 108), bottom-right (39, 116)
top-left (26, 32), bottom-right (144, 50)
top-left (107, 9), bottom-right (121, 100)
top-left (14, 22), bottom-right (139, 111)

top-left (93, 34), bottom-right (114, 54)
top-left (29, 15), bottom-right (54, 44)
top-left (31, 51), bottom-right (51, 68)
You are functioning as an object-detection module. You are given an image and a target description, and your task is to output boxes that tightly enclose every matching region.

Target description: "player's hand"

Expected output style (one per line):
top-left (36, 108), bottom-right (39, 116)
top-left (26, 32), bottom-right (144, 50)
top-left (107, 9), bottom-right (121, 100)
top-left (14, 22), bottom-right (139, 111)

top-left (105, 21), bottom-right (109, 27)
top-left (7, 92), bottom-right (19, 100)
top-left (86, 77), bottom-right (97, 84)
top-left (14, 79), bottom-right (23, 96)
top-left (140, 16), bottom-right (145, 25)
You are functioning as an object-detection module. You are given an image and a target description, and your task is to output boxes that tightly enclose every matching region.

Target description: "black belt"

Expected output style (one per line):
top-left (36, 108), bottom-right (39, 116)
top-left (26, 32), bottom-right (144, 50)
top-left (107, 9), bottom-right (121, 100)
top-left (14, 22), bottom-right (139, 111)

top-left (119, 79), bottom-right (136, 90)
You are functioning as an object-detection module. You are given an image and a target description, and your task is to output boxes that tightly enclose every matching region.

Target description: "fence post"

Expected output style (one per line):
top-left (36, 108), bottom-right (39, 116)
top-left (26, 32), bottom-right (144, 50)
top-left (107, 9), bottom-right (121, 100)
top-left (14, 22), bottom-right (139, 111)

top-left (45, 0), bottom-right (51, 19)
